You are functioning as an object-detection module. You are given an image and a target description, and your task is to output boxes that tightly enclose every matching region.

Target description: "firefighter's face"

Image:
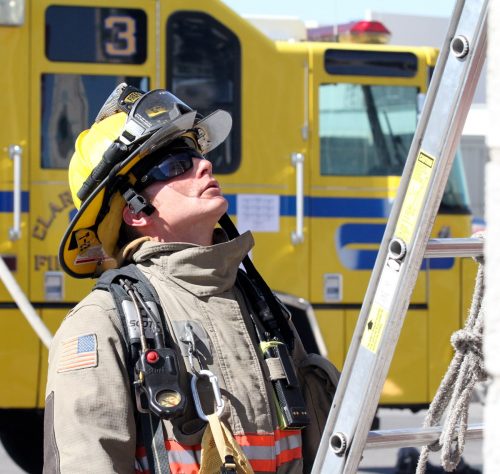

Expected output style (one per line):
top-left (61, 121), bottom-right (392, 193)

top-left (140, 157), bottom-right (227, 238)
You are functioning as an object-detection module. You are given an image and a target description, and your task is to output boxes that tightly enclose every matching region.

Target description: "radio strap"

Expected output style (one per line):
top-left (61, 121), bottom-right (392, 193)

top-left (236, 269), bottom-right (310, 430)
top-left (219, 213), bottom-right (295, 349)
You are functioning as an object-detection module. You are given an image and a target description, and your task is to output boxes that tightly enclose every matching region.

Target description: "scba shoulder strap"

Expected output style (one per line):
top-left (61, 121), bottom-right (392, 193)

top-left (94, 263), bottom-right (168, 348)
top-left (94, 264), bottom-right (171, 474)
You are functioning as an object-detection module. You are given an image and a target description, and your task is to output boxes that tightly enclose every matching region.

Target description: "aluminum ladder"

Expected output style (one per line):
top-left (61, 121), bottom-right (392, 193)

top-left (311, 0), bottom-right (488, 472)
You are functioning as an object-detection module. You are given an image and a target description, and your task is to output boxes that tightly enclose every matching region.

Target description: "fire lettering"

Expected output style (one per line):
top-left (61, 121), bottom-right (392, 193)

top-left (32, 191), bottom-right (74, 241)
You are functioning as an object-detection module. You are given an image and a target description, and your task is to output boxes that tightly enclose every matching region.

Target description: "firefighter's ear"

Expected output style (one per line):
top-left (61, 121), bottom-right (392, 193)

top-left (122, 204), bottom-right (151, 227)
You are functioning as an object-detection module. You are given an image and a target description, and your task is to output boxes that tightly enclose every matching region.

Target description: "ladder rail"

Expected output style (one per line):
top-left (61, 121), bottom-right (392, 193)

top-left (312, 0), bottom-right (488, 472)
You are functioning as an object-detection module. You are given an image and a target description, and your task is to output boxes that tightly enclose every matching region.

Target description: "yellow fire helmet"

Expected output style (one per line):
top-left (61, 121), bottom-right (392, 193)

top-left (59, 83), bottom-right (232, 279)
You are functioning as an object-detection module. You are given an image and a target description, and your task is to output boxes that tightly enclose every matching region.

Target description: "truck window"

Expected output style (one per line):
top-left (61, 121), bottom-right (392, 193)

top-left (319, 83), bottom-right (470, 213)
top-left (320, 83), bottom-right (417, 176)
top-left (441, 148), bottom-right (471, 213)
top-left (41, 74), bottom-right (149, 169)
top-left (45, 6), bottom-right (147, 64)
top-left (166, 11), bottom-right (241, 174)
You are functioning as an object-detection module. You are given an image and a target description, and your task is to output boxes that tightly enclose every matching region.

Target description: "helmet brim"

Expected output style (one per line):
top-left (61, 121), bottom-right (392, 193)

top-left (59, 109), bottom-right (232, 278)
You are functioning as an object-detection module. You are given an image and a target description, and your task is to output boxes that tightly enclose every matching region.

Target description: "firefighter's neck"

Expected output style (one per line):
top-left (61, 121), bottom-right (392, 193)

top-left (149, 223), bottom-right (215, 246)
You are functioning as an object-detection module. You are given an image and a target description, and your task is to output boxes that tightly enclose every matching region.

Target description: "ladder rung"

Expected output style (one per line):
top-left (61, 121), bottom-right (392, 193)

top-left (364, 423), bottom-right (483, 450)
top-left (424, 238), bottom-right (484, 258)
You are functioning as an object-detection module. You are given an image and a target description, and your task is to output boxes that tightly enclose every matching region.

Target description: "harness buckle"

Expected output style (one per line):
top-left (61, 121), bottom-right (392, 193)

top-left (220, 455), bottom-right (237, 473)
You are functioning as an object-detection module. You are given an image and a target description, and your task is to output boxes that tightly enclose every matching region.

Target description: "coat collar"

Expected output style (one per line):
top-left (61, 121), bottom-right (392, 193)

top-left (131, 231), bottom-right (254, 296)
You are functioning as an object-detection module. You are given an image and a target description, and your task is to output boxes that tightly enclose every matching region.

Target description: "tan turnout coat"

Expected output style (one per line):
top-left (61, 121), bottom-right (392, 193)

top-left (44, 232), bottom-right (338, 473)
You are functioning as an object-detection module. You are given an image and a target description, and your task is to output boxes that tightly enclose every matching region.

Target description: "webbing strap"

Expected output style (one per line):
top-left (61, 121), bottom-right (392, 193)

top-left (141, 413), bottom-right (171, 474)
top-left (207, 413), bottom-right (231, 466)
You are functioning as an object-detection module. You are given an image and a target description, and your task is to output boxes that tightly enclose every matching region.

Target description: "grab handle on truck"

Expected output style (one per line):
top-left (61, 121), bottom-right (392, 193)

top-left (291, 152), bottom-right (304, 245)
top-left (8, 144), bottom-right (22, 241)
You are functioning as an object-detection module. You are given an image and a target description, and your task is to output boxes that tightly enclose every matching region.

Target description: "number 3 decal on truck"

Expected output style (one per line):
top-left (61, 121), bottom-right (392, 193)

top-left (104, 15), bottom-right (137, 57)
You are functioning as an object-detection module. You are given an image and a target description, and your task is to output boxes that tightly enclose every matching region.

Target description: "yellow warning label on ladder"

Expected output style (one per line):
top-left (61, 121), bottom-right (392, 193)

top-left (394, 151), bottom-right (435, 244)
top-left (361, 303), bottom-right (389, 353)
top-left (361, 151), bottom-right (435, 354)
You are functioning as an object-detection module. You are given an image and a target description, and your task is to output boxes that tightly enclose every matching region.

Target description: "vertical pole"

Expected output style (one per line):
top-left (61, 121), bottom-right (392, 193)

top-left (0, 258), bottom-right (53, 349)
top-left (485, 1), bottom-right (500, 471)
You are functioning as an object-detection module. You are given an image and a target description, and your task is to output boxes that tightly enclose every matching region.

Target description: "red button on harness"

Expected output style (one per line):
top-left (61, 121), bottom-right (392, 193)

top-left (146, 350), bottom-right (160, 364)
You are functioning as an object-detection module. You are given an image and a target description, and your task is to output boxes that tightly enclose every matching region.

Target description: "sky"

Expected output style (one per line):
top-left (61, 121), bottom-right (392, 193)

top-left (220, 0), bottom-right (457, 25)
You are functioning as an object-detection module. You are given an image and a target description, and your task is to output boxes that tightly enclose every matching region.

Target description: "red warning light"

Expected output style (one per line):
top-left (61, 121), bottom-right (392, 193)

top-left (339, 21), bottom-right (391, 44)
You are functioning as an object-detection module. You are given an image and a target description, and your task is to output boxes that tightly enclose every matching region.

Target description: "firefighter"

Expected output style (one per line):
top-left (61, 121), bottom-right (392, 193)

top-left (44, 84), bottom-right (339, 473)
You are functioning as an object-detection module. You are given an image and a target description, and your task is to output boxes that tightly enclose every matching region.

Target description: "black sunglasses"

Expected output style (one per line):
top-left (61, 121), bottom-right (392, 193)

top-left (133, 150), bottom-right (205, 192)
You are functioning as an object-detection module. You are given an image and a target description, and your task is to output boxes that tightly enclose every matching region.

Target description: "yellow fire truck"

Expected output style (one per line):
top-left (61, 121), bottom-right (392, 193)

top-left (0, 0), bottom-right (475, 470)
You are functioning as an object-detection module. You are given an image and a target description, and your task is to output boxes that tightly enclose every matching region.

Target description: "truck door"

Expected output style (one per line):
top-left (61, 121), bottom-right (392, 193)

top-left (0, 5), bottom-right (38, 408)
top-left (309, 47), bottom-right (430, 404)
top-left (160, 2), bottom-right (311, 302)
top-left (30, 0), bottom-right (155, 405)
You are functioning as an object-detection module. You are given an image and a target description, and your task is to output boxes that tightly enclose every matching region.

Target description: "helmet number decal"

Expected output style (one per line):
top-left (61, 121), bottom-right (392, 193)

top-left (73, 228), bottom-right (109, 265)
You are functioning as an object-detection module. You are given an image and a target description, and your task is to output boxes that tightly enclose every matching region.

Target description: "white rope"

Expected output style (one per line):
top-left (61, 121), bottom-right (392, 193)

top-left (0, 257), bottom-right (53, 348)
top-left (416, 256), bottom-right (487, 473)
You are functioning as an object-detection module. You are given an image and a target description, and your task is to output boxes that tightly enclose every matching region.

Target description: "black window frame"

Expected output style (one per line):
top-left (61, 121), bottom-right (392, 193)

top-left (166, 11), bottom-right (241, 174)
top-left (325, 50), bottom-right (418, 78)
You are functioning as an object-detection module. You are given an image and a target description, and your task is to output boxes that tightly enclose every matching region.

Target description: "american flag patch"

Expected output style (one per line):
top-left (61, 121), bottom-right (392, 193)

top-left (57, 334), bottom-right (98, 373)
